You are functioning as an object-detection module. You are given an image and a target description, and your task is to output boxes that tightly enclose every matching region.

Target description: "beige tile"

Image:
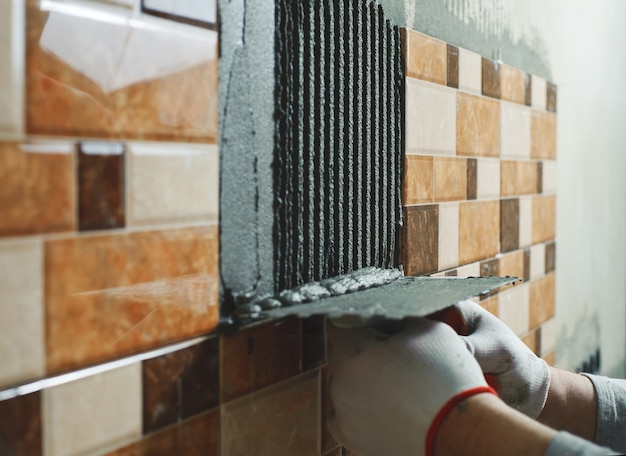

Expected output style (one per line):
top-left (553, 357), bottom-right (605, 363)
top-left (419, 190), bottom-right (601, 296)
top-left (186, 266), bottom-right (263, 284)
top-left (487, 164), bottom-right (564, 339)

top-left (501, 102), bottom-right (531, 159)
top-left (531, 75), bottom-right (547, 110)
top-left (458, 48), bottom-right (482, 94)
top-left (476, 158), bottom-right (500, 199)
top-left (456, 92), bottom-right (500, 157)
top-left (530, 243), bottom-right (546, 280)
top-left (542, 160), bottom-right (557, 194)
top-left (540, 318), bottom-right (557, 357)
top-left (403, 155), bottom-right (433, 205)
top-left (405, 78), bottom-right (456, 155)
top-left (0, 0), bottom-right (24, 136)
top-left (221, 371), bottom-right (320, 456)
top-left (498, 282), bottom-right (530, 336)
top-left (521, 330), bottom-right (539, 355)
top-left (438, 202), bottom-right (459, 270)
top-left (519, 196), bottom-right (533, 248)
top-left (401, 29), bottom-right (447, 85)
top-left (459, 201), bottom-right (499, 265)
top-left (456, 261), bottom-right (481, 277)
top-left (544, 351), bottom-right (556, 367)
top-left (501, 160), bottom-right (539, 197)
top-left (531, 111), bottom-right (557, 160)
top-left (498, 250), bottom-right (525, 280)
top-left (500, 64), bottom-right (526, 105)
top-left (480, 295), bottom-right (499, 318)
top-left (129, 142), bottom-right (219, 226)
top-left (434, 157), bottom-right (467, 201)
top-left (0, 239), bottom-right (44, 387)
top-left (529, 273), bottom-right (556, 329)
top-left (532, 195), bottom-right (556, 244)
top-left (43, 363), bottom-right (142, 456)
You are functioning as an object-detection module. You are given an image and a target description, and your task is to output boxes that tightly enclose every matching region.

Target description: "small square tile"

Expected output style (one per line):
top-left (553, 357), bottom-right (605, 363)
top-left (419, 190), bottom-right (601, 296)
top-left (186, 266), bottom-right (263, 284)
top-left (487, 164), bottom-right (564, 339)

top-left (302, 316), bottom-right (326, 372)
top-left (498, 283), bottom-right (530, 336)
top-left (480, 258), bottom-right (499, 277)
top-left (481, 58), bottom-right (500, 99)
top-left (521, 328), bottom-right (541, 355)
top-left (43, 364), bottom-right (142, 456)
top-left (458, 201), bottom-right (499, 265)
top-left (438, 203), bottom-right (459, 270)
top-left (466, 158), bottom-right (477, 200)
top-left (546, 82), bottom-right (557, 112)
top-left (401, 29), bottom-right (447, 85)
top-left (529, 273), bottom-right (555, 329)
top-left (480, 295), bottom-right (499, 317)
top-left (524, 73), bottom-right (532, 106)
top-left (498, 250), bottom-right (525, 280)
top-left (544, 351), bottom-right (556, 366)
top-left (446, 44), bottom-right (459, 89)
top-left (545, 241), bottom-right (556, 273)
top-left (403, 155), bottom-right (433, 205)
top-left (0, 392), bottom-right (42, 455)
top-left (434, 157), bottom-right (467, 202)
top-left (500, 64), bottom-right (526, 104)
top-left (501, 160), bottom-right (539, 197)
top-left (531, 75), bottom-right (547, 110)
top-left (405, 79), bottom-right (456, 155)
top-left (0, 0), bottom-right (24, 135)
top-left (456, 92), bottom-right (500, 157)
top-left (501, 102), bottom-right (531, 159)
top-left (445, 269), bottom-right (458, 277)
top-left (537, 162), bottom-right (543, 194)
top-left (532, 195), bottom-right (556, 244)
top-left (401, 205), bottom-right (439, 276)
top-left (518, 196), bottom-right (533, 248)
top-left (531, 112), bottom-right (557, 160)
top-left (523, 248), bottom-right (531, 282)
top-left (476, 158), bottom-right (500, 199)
top-left (540, 318), bottom-right (557, 357)
top-left (542, 160), bottom-right (557, 194)
top-left (456, 261), bottom-right (480, 277)
top-left (530, 243), bottom-right (546, 280)
top-left (458, 48), bottom-right (482, 94)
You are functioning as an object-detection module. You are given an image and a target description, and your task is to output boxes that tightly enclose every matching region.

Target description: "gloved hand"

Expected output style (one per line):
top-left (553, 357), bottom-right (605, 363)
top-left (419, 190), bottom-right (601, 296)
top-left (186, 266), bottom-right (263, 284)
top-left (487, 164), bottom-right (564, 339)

top-left (454, 299), bottom-right (550, 418)
top-left (327, 317), bottom-right (496, 456)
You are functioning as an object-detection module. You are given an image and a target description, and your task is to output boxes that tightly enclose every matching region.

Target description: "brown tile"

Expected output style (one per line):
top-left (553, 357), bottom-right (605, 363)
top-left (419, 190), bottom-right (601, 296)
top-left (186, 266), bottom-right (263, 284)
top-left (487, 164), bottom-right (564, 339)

top-left (500, 161), bottom-right (540, 197)
top-left (403, 155), bottom-right (433, 205)
top-left (499, 250), bottom-right (525, 280)
top-left (500, 64), bottom-right (526, 104)
top-left (401, 205), bottom-right (439, 276)
top-left (531, 112), bottom-right (557, 159)
top-left (0, 392), bottom-right (42, 455)
top-left (546, 82), bottom-right (557, 112)
top-left (302, 316), bottom-right (326, 372)
top-left (45, 226), bottom-right (219, 373)
top-left (537, 161), bottom-right (543, 194)
top-left (521, 329), bottom-right (541, 355)
top-left (343, 448), bottom-right (359, 456)
top-left (529, 273), bottom-right (556, 329)
top-left (107, 409), bottom-right (219, 456)
top-left (523, 248), bottom-right (531, 281)
top-left (26, 2), bottom-right (218, 142)
top-left (500, 198), bottom-right (520, 253)
top-left (143, 337), bottom-right (219, 433)
top-left (434, 157), bottom-right (467, 202)
top-left (545, 241), bottom-right (556, 273)
top-left (220, 318), bottom-right (301, 403)
top-left (444, 269), bottom-right (458, 277)
top-left (0, 141), bottom-right (75, 237)
top-left (466, 158), bottom-right (477, 200)
top-left (323, 448), bottom-right (342, 456)
top-left (543, 351), bottom-right (556, 366)
top-left (78, 142), bottom-right (125, 231)
top-left (401, 29), bottom-right (447, 85)
top-left (480, 258), bottom-right (499, 277)
top-left (447, 44), bottom-right (459, 89)
top-left (524, 73), bottom-right (532, 106)
top-left (480, 295), bottom-right (499, 318)
top-left (456, 92), bottom-right (500, 157)
top-left (481, 58), bottom-right (501, 99)
top-left (459, 201), bottom-right (499, 265)
top-left (322, 366), bottom-right (339, 454)
top-left (532, 195), bottom-right (556, 244)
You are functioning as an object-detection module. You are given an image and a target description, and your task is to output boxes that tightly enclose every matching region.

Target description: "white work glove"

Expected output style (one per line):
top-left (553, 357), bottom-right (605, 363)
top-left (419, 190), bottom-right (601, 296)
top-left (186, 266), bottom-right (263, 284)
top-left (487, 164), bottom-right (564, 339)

top-left (327, 318), bottom-right (496, 456)
top-left (455, 299), bottom-right (550, 418)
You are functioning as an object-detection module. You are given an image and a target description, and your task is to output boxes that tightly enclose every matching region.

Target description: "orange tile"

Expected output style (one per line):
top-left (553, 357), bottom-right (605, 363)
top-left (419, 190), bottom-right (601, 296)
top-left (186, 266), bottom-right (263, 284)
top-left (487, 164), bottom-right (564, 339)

top-left (521, 330), bottom-right (539, 355)
top-left (26, 2), bottom-right (218, 142)
top-left (480, 295), bottom-right (499, 318)
top-left (498, 250), bottom-right (525, 280)
top-left (459, 201), bottom-right (500, 265)
top-left (500, 65), bottom-right (526, 104)
top-left (529, 273), bottom-right (555, 329)
top-left (531, 111), bottom-right (557, 159)
top-left (433, 157), bottom-right (467, 202)
top-left (500, 160), bottom-right (539, 197)
top-left (543, 351), bottom-right (556, 367)
top-left (403, 155), bottom-right (433, 205)
top-left (0, 141), bottom-right (75, 236)
top-left (45, 226), bottom-right (219, 373)
top-left (456, 93), bottom-right (500, 157)
top-left (532, 195), bottom-right (556, 244)
top-left (401, 29), bottom-right (447, 85)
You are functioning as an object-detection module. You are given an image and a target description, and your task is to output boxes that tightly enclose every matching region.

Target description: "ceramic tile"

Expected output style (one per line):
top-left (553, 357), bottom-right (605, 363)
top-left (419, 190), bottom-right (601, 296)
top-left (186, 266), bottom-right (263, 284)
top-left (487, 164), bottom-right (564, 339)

top-left (540, 318), bottom-right (557, 357)
top-left (524, 248), bottom-right (531, 282)
top-left (0, 0), bottom-right (24, 135)
top-left (401, 205), bottom-right (439, 276)
top-left (500, 64), bottom-right (526, 104)
top-left (542, 160), bottom-right (557, 194)
top-left (401, 29), bottom-right (447, 85)
top-left (26, 0), bottom-right (218, 141)
top-left (458, 48), bottom-right (482, 94)
top-left (43, 363), bottom-right (142, 456)
top-left (518, 196), bottom-right (533, 248)
top-left (531, 112), bottom-right (557, 159)
top-left (323, 448), bottom-right (342, 456)
top-left (480, 295), bottom-right (499, 317)
top-left (446, 44), bottom-right (459, 89)
top-left (403, 155), bottom-right (433, 205)
top-left (531, 75), bottom-right (547, 110)
top-left (405, 79), bottom-right (456, 155)
top-left (524, 73), bottom-right (532, 106)
top-left (142, 337), bottom-right (219, 433)
top-left (500, 102), bottom-right (531, 159)
top-left (498, 250), bottom-right (525, 281)
top-left (545, 241), bottom-right (556, 273)
top-left (458, 201), bottom-right (499, 265)
top-left (78, 142), bottom-right (126, 231)
top-left (532, 195), bottom-right (556, 244)
top-left (0, 392), bottom-right (42, 455)
top-left (476, 158), bottom-right (500, 199)
top-left (466, 158), bottom-right (477, 200)
top-left (456, 92), bottom-right (500, 157)
top-left (0, 239), bottom-right (45, 388)
top-left (530, 243), bottom-right (546, 280)
top-left (480, 258), bottom-right (499, 277)
top-left (107, 409), bottom-right (219, 456)
top-left (45, 226), bottom-right (219, 373)
top-left (544, 351), bottom-right (556, 367)
top-left (481, 58), bottom-right (500, 99)
top-left (302, 316), bottom-right (326, 372)
top-left (321, 366), bottom-right (339, 454)
top-left (546, 82), bottom-right (557, 112)
top-left (529, 273), bottom-right (556, 329)
top-left (537, 162), bottom-right (543, 194)
top-left (221, 371), bottom-right (320, 456)
top-left (501, 160), bottom-right (539, 197)
top-left (444, 269), bottom-right (458, 277)
top-left (438, 203), bottom-right (459, 270)
top-left (129, 142), bottom-right (219, 226)
top-left (498, 283), bottom-right (530, 336)
top-left (142, 0), bottom-right (218, 26)
top-left (220, 318), bottom-right (301, 403)
top-left (433, 157), bottom-right (467, 202)
top-left (0, 141), bottom-right (75, 237)
top-left (500, 198), bottom-right (519, 253)
top-left (521, 329), bottom-right (540, 355)
top-left (456, 261), bottom-right (480, 277)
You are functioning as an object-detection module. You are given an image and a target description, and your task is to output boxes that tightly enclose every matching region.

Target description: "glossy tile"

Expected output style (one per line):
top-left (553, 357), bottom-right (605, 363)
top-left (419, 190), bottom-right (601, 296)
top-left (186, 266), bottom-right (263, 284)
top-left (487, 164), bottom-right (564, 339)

top-left (220, 318), bottom-right (301, 403)
top-left (529, 273), bottom-right (556, 329)
top-left (129, 142), bottom-right (219, 226)
top-left (45, 226), bottom-right (219, 373)
top-left (458, 201), bottom-right (499, 265)
top-left (481, 58), bottom-right (500, 99)
top-left (302, 316), bottom-right (326, 372)
top-left (0, 392), bottom-right (42, 455)
top-left (142, 337), bottom-right (219, 433)
top-left (500, 198), bottom-right (519, 253)
top-left (480, 258), bottom-right (499, 277)
top-left (531, 75), bottom-right (547, 110)
top-left (26, 0), bottom-right (218, 141)
top-left (401, 205), bottom-right (439, 276)
top-left (0, 239), bottom-right (45, 388)
top-left (532, 195), bottom-right (556, 244)
top-left (456, 92), bottom-right (500, 157)
top-left (540, 318), bottom-right (557, 357)
top-left (498, 250), bottom-right (525, 280)
top-left (221, 371), bottom-right (320, 456)
top-left (545, 241), bottom-right (556, 273)
top-left (530, 243), bottom-right (546, 280)
top-left (43, 363), bottom-right (142, 456)
top-left (434, 157), bottom-right (467, 202)
top-left (406, 79), bottom-right (456, 155)
top-left (518, 196), bottom-right (533, 248)
top-left (446, 44), bottom-right (459, 89)
top-left (546, 82), bottom-right (557, 112)
top-left (78, 142), bottom-right (126, 231)
top-left (531, 112), bottom-right (557, 159)
top-left (403, 155), bottom-right (433, 205)
top-left (498, 283), bottom-right (530, 336)
top-left (458, 48), bottom-right (482, 94)
top-left (542, 160), bottom-right (557, 194)
top-left (500, 64), bottom-right (526, 104)
top-left (0, 0), bottom-right (24, 135)
top-left (476, 158), bottom-right (500, 199)
top-left (401, 29), bottom-right (447, 85)
top-left (501, 160), bottom-right (539, 197)
top-left (500, 102), bottom-right (531, 159)
top-left (466, 158), bottom-right (477, 200)
top-left (0, 141), bottom-right (75, 237)
top-left (438, 202), bottom-right (459, 270)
